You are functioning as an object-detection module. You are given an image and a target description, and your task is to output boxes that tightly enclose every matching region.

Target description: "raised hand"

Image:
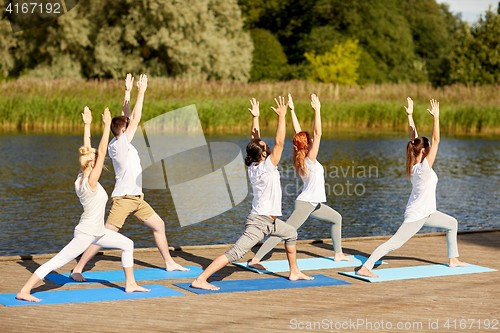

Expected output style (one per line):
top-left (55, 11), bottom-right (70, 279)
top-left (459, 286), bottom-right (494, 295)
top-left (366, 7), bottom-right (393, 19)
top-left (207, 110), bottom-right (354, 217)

top-left (102, 108), bottom-right (111, 126)
top-left (404, 97), bottom-right (413, 115)
top-left (81, 106), bottom-right (92, 125)
top-left (288, 93), bottom-right (295, 111)
top-left (248, 98), bottom-right (259, 117)
top-left (427, 99), bottom-right (439, 118)
top-left (125, 73), bottom-right (134, 92)
top-left (270, 96), bottom-right (288, 117)
top-left (311, 93), bottom-right (321, 112)
top-left (137, 74), bottom-right (148, 93)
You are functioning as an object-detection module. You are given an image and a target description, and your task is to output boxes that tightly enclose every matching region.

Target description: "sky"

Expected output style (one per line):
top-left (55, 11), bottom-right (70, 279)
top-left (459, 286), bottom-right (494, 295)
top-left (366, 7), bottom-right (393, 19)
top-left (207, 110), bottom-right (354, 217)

top-left (436, 0), bottom-right (499, 22)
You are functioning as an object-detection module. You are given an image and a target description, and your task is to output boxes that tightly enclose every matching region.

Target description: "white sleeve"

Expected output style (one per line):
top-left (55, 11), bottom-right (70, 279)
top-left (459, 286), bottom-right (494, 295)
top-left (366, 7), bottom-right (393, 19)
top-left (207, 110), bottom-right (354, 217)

top-left (81, 177), bottom-right (97, 195)
top-left (262, 157), bottom-right (277, 172)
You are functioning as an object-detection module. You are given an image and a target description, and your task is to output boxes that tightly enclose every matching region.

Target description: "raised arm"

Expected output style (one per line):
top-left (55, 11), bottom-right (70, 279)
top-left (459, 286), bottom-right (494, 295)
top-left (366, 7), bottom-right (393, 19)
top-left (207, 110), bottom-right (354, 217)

top-left (404, 97), bottom-right (418, 140)
top-left (425, 99), bottom-right (440, 169)
top-left (248, 98), bottom-right (260, 140)
top-left (88, 108), bottom-right (112, 190)
top-left (125, 74), bottom-right (147, 143)
top-left (121, 73), bottom-right (134, 117)
top-left (288, 93), bottom-right (302, 134)
top-left (307, 94), bottom-right (322, 162)
top-left (269, 96), bottom-right (288, 167)
top-left (81, 106), bottom-right (92, 148)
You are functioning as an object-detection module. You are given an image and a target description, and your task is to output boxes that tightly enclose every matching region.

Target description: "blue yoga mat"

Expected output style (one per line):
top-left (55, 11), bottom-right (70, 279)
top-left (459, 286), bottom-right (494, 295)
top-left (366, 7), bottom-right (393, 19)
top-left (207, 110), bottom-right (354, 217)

top-left (338, 263), bottom-right (497, 282)
top-left (232, 255), bottom-right (386, 274)
top-left (0, 284), bottom-right (184, 307)
top-left (174, 274), bottom-right (350, 294)
top-left (46, 266), bottom-right (205, 285)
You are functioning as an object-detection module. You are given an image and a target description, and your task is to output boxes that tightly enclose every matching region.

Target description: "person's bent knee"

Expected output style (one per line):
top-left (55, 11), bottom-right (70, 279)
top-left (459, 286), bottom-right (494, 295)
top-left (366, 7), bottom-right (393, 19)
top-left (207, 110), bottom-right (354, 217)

top-left (284, 230), bottom-right (298, 247)
top-left (224, 245), bottom-right (245, 262)
top-left (124, 237), bottom-right (134, 252)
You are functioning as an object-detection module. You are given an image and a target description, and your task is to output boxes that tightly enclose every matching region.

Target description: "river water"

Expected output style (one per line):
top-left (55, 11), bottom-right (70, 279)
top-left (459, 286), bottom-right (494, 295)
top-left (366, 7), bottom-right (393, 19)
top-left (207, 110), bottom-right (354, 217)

top-left (1, 131), bottom-right (499, 256)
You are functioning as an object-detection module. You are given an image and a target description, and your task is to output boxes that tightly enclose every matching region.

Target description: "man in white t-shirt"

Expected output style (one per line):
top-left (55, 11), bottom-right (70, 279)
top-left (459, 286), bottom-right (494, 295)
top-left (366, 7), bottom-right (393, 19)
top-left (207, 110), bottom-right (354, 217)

top-left (71, 74), bottom-right (188, 281)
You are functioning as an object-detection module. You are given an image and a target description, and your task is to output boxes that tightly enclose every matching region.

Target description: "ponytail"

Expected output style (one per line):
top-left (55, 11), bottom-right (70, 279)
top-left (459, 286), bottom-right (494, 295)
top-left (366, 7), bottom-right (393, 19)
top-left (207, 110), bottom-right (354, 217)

top-left (406, 137), bottom-right (430, 179)
top-left (292, 132), bottom-right (312, 177)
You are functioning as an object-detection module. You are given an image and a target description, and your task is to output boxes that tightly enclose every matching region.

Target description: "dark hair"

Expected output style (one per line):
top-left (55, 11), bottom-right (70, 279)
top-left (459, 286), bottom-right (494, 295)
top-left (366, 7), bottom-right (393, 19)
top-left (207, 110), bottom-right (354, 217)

top-left (111, 116), bottom-right (129, 137)
top-left (406, 136), bottom-right (430, 179)
top-left (292, 131), bottom-right (312, 177)
top-left (245, 139), bottom-right (266, 166)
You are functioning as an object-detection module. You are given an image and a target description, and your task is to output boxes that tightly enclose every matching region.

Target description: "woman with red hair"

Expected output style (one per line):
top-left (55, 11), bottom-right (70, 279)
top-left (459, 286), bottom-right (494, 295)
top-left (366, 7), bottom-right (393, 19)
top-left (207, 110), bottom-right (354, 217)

top-left (249, 94), bottom-right (352, 270)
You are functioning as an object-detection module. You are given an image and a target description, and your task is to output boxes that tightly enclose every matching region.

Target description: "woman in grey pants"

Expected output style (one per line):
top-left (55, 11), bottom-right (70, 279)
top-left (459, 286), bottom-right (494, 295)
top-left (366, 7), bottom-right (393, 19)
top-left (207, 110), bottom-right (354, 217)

top-left (191, 96), bottom-right (313, 290)
top-left (357, 98), bottom-right (468, 278)
top-left (249, 93), bottom-right (352, 271)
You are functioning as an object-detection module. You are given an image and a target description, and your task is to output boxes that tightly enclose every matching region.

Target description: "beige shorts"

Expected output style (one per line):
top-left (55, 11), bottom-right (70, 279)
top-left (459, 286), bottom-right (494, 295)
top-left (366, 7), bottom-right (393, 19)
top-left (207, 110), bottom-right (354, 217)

top-left (106, 194), bottom-right (156, 229)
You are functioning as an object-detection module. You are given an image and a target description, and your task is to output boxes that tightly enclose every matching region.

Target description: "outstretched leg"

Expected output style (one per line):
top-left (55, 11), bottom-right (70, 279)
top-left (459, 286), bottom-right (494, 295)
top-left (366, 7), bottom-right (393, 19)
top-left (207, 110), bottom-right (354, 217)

top-left (17, 231), bottom-right (94, 301)
top-left (310, 203), bottom-right (353, 261)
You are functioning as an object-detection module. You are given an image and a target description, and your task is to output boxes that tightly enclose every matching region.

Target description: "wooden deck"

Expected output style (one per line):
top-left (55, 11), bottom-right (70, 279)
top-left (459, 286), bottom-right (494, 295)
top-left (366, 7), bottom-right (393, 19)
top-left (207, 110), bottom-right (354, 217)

top-left (1, 230), bottom-right (499, 332)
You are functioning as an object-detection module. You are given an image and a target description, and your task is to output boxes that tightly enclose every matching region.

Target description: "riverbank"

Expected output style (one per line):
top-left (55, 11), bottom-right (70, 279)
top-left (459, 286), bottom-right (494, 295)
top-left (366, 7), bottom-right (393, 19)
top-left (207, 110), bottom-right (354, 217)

top-left (2, 79), bottom-right (500, 133)
top-left (1, 230), bottom-right (498, 332)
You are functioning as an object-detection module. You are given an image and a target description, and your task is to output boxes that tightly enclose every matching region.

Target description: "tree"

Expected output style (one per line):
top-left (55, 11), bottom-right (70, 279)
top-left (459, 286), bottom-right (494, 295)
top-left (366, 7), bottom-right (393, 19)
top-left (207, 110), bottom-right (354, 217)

top-left (313, 0), bottom-right (416, 83)
top-left (7, 0), bottom-right (254, 81)
top-left (249, 29), bottom-right (288, 81)
top-left (305, 39), bottom-right (360, 97)
top-left (403, 0), bottom-right (452, 85)
top-left (0, 7), bottom-right (16, 78)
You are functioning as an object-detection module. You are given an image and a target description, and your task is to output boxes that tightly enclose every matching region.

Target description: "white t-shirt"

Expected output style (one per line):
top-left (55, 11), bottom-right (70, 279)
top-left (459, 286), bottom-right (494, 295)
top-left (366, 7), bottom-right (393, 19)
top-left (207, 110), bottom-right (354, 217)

top-left (248, 157), bottom-right (282, 216)
top-left (74, 173), bottom-right (108, 236)
top-left (296, 157), bottom-right (327, 204)
top-left (404, 158), bottom-right (438, 223)
top-left (108, 133), bottom-right (143, 197)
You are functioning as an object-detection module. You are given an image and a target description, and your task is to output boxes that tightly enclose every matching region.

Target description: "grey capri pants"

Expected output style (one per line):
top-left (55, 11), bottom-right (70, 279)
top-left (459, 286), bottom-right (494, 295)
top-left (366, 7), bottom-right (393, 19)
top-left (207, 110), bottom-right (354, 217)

top-left (224, 214), bottom-right (298, 262)
top-left (363, 211), bottom-right (459, 270)
top-left (254, 200), bottom-right (343, 260)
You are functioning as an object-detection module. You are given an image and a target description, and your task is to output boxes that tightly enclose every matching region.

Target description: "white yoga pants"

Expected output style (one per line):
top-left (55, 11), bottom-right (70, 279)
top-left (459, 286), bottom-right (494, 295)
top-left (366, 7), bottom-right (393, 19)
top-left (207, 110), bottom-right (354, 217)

top-left (34, 229), bottom-right (134, 280)
top-left (363, 211), bottom-right (459, 270)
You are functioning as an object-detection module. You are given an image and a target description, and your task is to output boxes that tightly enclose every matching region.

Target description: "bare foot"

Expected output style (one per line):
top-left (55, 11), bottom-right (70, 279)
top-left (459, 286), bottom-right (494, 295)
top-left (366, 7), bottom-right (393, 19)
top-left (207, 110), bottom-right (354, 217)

top-left (248, 262), bottom-right (269, 270)
top-left (357, 266), bottom-right (379, 278)
top-left (70, 271), bottom-right (86, 282)
top-left (449, 258), bottom-right (469, 268)
top-left (125, 284), bottom-right (151, 293)
top-left (334, 253), bottom-right (355, 262)
top-left (166, 262), bottom-right (190, 272)
top-left (191, 278), bottom-right (220, 290)
top-left (289, 271), bottom-right (314, 281)
top-left (16, 292), bottom-right (41, 302)
top-left (248, 258), bottom-right (269, 270)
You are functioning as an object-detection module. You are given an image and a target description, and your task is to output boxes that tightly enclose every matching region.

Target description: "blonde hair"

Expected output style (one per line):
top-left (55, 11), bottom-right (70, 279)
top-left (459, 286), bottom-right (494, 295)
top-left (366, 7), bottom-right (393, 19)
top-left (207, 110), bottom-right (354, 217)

top-left (79, 146), bottom-right (97, 169)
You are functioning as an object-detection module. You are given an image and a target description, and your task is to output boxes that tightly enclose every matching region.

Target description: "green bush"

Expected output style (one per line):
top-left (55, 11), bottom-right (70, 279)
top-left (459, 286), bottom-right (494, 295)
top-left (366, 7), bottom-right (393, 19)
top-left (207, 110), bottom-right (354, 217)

top-left (249, 29), bottom-right (288, 81)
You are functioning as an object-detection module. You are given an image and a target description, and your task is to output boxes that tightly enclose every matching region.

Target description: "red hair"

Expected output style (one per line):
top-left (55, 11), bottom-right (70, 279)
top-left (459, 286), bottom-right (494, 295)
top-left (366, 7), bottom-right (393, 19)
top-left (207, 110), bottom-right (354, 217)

top-left (293, 131), bottom-right (312, 177)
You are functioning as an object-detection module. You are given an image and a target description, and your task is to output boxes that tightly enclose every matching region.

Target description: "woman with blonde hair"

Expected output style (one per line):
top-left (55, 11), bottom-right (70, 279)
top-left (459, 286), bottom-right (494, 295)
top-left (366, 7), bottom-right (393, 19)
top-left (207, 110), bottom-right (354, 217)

top-left (357, 98), bottom-right (467, 278)
top-left (249, 93), bottom-right (352, 270)
top-left (16, 106), bottom-right (149, 302)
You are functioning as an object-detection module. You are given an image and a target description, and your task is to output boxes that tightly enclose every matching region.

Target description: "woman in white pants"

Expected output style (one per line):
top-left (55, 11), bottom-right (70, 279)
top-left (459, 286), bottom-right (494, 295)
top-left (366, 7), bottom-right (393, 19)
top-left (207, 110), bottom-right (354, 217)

top-left (16, 106), bottom-right (150, 302)
top-left (357, 98), bottom-right (467, 278)
top-left (249, 93), bottom-right (352, 270)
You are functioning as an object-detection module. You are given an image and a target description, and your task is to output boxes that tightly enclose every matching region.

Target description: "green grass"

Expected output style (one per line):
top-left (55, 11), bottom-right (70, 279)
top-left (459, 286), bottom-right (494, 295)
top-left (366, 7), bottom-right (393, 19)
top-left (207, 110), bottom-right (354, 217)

top-left (1, 79), bottom-right (500, 133)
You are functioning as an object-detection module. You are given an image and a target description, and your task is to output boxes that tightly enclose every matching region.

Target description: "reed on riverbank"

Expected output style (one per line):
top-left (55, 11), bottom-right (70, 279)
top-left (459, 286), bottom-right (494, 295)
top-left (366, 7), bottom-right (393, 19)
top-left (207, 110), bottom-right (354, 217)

top-left (1, 79), bottom-right (500, 133)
